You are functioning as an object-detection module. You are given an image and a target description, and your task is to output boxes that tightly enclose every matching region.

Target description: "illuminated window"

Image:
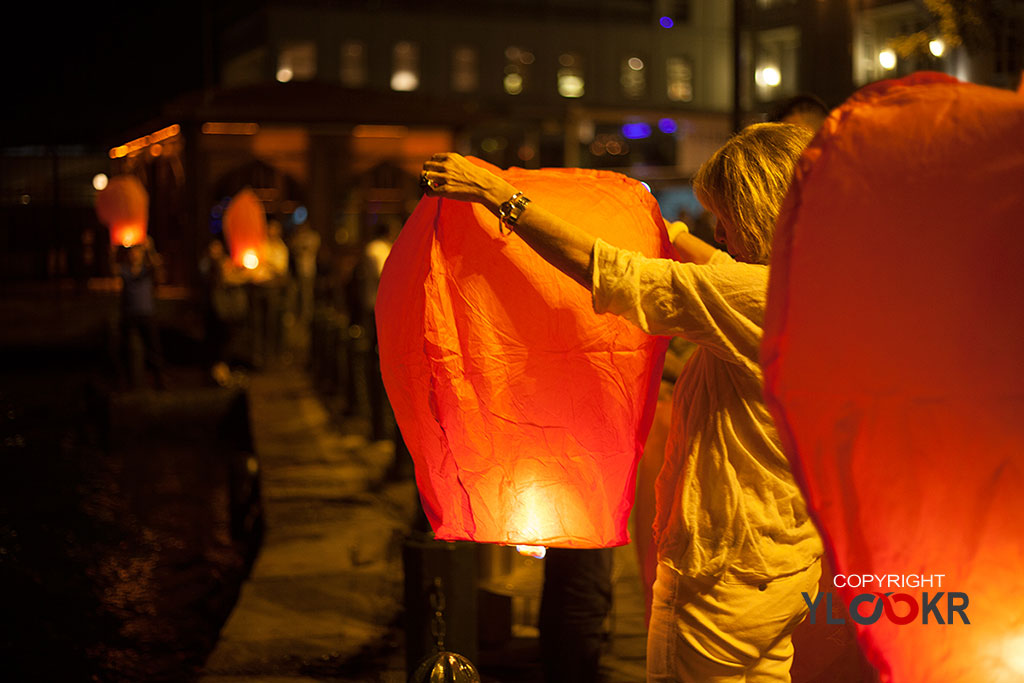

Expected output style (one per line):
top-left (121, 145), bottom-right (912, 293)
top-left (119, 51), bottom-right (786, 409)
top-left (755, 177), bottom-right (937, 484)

top-left (755, 26), bottom-right (799, 100)
top-left (277, 42), bottom-right (316, 83)
top-left (557, 52), bottom-right (585, 99)
top-left (391, 41), bottom-right (420, 91)
top-left (340, 41), bottom-right (367, 87)
top-left (666, 57), bottom-right (693, 102)
top-left (504, 46), bottom-right (534, 95)
top-left (621, 56), bottom-right (646, 99)
top-left (452, 46), bottom-right (478, 93)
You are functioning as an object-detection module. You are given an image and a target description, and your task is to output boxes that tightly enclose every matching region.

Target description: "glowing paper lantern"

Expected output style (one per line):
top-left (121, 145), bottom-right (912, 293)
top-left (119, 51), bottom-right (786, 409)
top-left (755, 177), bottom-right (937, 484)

top-left (377, 160), bottom-right (672, 548)
top-left (762, 73), bottom-right (1024, 682)
top-left (94, 174), bottom-right (148, 247)
top-left (222, 188), bottom-right (267, 269)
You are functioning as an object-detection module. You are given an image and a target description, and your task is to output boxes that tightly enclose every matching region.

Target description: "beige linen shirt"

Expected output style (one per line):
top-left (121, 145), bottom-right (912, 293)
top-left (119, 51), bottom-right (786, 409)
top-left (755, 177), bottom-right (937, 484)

top-left (591, 238), bottom-right (822, 581)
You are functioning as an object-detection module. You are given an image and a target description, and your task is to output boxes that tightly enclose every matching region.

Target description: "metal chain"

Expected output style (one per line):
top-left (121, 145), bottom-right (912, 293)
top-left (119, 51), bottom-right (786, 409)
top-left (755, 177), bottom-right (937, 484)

top-left (429, 576), bottom-right (447, 651)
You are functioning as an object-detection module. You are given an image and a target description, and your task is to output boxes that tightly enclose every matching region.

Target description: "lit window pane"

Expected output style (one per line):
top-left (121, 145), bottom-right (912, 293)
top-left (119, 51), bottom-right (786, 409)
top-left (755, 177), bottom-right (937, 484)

top-left (558, 52), bottom-right (585, 98)
top-left (341, 41), bottom-right (367, 87)
top-left (392, 41), bottom-right (420, 91)
top-left (452, 46), bottom-right (478, 93)
top-left (667, 56), bottom-right (693, 102)
top-left (621, 55), bottom-right (646, 99)
top-left (504, 45), bottom-right (533, 95)
top-left (278, 42), bottom-right (316, 83)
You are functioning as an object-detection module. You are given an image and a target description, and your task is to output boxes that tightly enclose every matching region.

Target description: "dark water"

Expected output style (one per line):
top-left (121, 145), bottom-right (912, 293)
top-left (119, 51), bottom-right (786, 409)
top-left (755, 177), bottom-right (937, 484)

top-left (0, 347), bottom-right (260, 682)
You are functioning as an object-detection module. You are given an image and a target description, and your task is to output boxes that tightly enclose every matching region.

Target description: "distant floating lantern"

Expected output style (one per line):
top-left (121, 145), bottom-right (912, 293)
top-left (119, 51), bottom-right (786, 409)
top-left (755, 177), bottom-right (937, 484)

top-left (94, 174), bottom-right (148, 247)
top-left (377, 160), bottom-right (672, 549)
top-left (762, 73), bottom-right (1024, 682)
top-left (222, 188), bottom-right (267, 268)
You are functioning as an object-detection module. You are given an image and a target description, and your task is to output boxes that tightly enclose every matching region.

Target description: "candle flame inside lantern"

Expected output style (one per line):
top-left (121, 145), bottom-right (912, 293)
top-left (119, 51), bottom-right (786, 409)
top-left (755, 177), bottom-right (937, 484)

top-left (119, 225), bottom-right (142, 248)
top-left (516, 545), bottom-right (547, 559)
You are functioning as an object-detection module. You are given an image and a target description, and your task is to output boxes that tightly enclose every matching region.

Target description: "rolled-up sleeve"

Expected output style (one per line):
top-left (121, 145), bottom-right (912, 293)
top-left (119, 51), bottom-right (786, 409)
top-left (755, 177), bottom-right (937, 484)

top-left (591, 238), bottom-right (768, 367)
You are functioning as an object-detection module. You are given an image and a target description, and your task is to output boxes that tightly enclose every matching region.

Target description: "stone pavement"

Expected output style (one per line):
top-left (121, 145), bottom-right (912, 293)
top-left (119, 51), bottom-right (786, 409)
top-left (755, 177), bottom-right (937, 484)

top-left (198, 367), bottom-right (650, 682)
top-left (199, 369), bottom-right (418, 683)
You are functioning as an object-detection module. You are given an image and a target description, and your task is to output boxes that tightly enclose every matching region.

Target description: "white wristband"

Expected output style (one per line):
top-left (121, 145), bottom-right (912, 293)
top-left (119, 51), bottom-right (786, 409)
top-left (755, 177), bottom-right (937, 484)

top-left (667, 220), bottom-right (690, 242)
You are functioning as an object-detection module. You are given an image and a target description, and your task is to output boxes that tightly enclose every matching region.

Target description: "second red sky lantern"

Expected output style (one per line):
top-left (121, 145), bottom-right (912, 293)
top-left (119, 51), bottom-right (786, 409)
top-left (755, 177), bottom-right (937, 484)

top-left (762, 73), bottom-right (1024, 682)
top-left (94, 174), bottom-right (148, 248)
top-left (222, 188), bottom-right (267, 270)
top-left (378, 161), bottom-right (674, 549)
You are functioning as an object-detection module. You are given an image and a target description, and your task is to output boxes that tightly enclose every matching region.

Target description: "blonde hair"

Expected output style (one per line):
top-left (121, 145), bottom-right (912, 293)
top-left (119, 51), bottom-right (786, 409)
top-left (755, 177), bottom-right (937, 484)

top-left (692, 122), bottom-right (813, 264)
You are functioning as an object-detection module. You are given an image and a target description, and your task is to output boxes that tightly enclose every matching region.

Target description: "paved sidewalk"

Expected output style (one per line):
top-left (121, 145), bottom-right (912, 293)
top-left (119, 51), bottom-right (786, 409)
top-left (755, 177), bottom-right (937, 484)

top-left (200, 369), bottom-right (418, 683)
top-left (199, 367), bottom-right (649, 682)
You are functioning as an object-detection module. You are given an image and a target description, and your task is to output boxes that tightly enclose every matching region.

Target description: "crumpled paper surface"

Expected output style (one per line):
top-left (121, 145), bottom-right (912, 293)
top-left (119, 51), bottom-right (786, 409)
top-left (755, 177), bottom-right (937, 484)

top-left (763, 73), bottom-right (1024, 682)
top-left (378, 160), bottom-right (672, 548)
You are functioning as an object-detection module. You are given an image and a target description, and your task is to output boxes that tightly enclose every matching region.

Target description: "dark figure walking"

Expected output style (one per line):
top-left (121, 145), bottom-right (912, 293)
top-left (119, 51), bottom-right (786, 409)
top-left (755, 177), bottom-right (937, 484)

top-left (117, 237), bottom-right (165, 390)
top-left (539, 547), bottom-right (614, 682)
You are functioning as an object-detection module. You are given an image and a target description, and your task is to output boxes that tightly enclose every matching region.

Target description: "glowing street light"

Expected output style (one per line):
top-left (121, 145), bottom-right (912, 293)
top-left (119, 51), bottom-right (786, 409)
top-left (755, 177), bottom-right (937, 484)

top-left (756, 66), bottom-right (781, 88)
top-left (879, 48), bottom-right (897, 70)
top-left (929, 38), bottom-right (946, 57)
top-left (92, 173), bottom-right (109, 191)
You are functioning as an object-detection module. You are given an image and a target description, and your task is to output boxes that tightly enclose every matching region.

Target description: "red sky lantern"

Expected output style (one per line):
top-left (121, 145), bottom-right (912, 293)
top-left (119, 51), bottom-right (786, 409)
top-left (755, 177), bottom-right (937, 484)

top-left (94, 174), bottom-right (148, 247)
top-left (377, 160), bottom-right (673, 550)
top-left (762, 73), bottom-right (1024, 682)
top-left (222, 188), bottom-right (267, 269)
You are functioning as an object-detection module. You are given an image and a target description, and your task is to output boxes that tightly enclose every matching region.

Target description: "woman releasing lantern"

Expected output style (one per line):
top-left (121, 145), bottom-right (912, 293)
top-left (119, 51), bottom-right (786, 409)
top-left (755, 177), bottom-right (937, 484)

top-left (421, 123), bottom-right (823, 681)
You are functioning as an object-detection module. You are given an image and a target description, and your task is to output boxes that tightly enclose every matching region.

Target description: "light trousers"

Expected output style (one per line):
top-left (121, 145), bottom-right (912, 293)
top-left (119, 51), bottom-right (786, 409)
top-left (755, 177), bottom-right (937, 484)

top-left (647, 559), bottom-right (821, 682)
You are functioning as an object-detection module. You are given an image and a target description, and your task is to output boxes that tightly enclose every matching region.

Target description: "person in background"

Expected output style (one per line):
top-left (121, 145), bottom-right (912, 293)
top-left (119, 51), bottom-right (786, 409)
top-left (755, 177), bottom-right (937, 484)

top-left (289, 219), bottom-right (321, 352)
top-left (199, 238), bottom-right (249, 386)
top-left (251, 219), bottom-right (290, 368)
top-left (768, 93), bottom-right (830, 133)
top-left (361, 220), bottom-right (395, 441)
top-left (116, 236), bottom-right (166, 390)
top-left (421, 123), bottom-right (823, 681)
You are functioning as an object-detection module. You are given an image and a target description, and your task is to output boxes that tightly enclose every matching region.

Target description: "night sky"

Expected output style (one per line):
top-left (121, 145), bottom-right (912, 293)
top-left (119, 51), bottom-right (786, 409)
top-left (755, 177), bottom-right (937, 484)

top-left (3, 3), bottom-right (220, 147)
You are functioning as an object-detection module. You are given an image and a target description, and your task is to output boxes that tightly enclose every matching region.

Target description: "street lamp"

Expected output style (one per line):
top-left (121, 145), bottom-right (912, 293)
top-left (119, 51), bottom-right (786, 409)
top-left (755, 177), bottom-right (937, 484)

top-left (879, 48), bottom-right (897, 71)
top-left (755, 65), bottom-right (781, 88)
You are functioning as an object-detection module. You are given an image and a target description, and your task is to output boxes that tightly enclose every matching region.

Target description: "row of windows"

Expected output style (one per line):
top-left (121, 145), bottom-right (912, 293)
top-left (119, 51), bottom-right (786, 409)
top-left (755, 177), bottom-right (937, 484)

top-left (276, 40), bottom-right (694, 102)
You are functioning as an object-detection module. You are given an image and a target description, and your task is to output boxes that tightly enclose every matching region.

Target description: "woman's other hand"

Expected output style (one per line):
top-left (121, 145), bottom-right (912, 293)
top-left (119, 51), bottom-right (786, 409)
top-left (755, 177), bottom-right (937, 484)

top-left (421, 153), bottom-right (517, 214)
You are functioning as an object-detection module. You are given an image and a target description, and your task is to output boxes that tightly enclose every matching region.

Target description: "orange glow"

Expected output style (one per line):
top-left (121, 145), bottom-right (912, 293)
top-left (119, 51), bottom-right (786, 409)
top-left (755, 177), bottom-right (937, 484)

top-left (353, 124), bottom-right (409, 138)
top-left (202, 122), bottom-right (260, 135)
top-left (95, 175), bottom-right (148, 247)
top-left (118, 225), bottom-right (143, 248)
top-left (223, 188), bottom-right (268, 268)
top-left (515, 545), bottom-right (547, 559)
top-left (763, 73), bottom-right (1024, 683)
top-left (377, 159), bottom-right (672, 548)
top-left (109, 124), bottom-right (180, 159)
top-left (149, 143), bottom-right (163, 157)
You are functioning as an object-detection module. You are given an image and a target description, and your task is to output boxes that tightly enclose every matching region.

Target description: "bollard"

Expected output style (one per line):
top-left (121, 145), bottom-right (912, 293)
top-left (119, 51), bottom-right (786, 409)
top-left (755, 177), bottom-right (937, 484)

top-left (403, 534), bottom-right (478, 678)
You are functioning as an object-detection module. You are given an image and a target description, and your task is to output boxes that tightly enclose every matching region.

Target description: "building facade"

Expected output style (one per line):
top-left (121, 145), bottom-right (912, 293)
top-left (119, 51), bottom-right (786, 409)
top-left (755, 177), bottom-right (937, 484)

top-left (98, 1), bottom-right (736, 287)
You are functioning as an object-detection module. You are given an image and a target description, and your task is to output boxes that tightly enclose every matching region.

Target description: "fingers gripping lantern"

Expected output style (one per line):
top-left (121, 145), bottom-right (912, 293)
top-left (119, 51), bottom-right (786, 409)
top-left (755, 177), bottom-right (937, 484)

top-left (377, 159), bottom-right (673, 548)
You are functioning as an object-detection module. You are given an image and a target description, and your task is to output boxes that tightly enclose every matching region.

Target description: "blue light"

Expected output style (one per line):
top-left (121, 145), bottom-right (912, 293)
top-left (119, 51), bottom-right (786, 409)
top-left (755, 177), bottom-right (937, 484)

top-left (293, 205), bottom-right (308, 224)
top-left (658, 118), bottom-right (678, 134)
top-left (622, 122), bottom-right (652, 139)
top-left (659, 16), bottom-right (674, 28)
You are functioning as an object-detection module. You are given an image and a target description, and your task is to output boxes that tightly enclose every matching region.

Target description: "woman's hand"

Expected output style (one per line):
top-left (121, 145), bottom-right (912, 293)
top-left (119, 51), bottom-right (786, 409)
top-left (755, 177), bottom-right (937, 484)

top-left (421, 153), bottom-right (517, 214)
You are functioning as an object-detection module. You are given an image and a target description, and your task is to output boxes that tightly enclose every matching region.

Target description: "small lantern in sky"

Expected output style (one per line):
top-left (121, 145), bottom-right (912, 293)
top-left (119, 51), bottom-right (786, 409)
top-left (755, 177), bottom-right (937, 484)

top-left (222, 188), bottom-right (267, 269)
top-left (377, 160), bottom-right (673, 550)
top-left (762, 73), bottom-right (1024, 682)
top-left (94, 174), bottom-right (148, 247)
